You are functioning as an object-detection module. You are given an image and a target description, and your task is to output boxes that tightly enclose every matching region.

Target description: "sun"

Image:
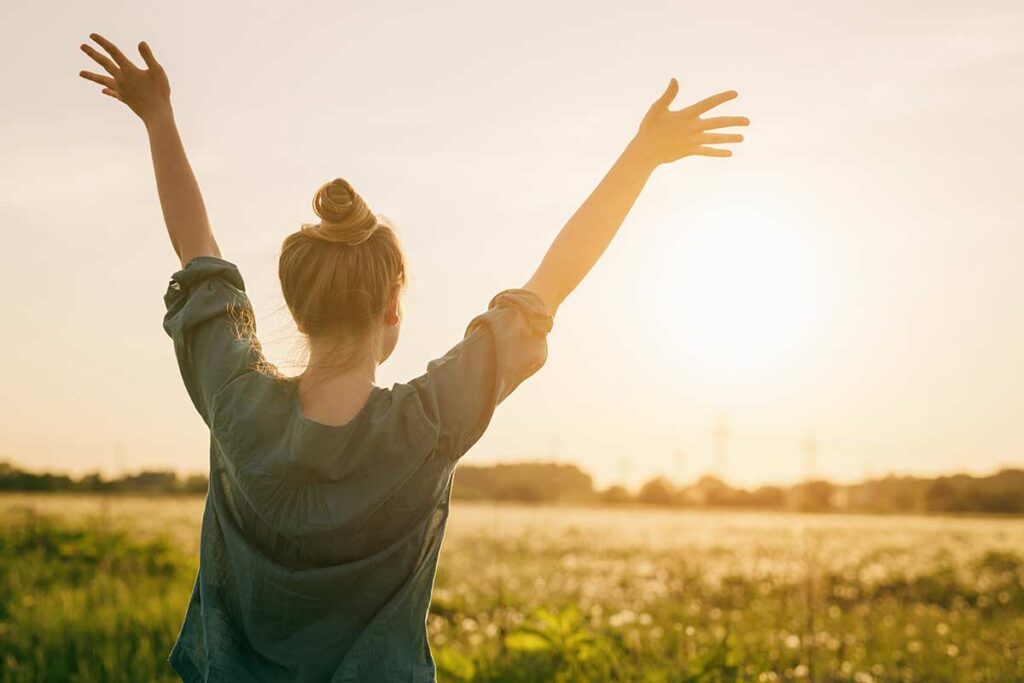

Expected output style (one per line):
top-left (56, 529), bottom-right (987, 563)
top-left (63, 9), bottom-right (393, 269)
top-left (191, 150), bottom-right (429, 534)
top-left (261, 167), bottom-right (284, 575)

top-left (639, 202), bottom-right (822, 380)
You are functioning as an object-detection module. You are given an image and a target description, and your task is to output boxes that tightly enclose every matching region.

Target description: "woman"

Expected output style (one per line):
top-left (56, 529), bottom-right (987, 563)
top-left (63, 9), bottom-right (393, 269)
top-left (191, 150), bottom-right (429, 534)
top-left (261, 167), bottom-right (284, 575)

top-left (79, 33), bottom-right (748, 682)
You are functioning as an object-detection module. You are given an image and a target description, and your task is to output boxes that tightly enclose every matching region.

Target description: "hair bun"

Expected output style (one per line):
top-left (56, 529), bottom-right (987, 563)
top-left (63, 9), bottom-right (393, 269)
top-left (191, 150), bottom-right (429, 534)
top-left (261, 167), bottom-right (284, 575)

top-left (304, 178), bottom-right (379, 245)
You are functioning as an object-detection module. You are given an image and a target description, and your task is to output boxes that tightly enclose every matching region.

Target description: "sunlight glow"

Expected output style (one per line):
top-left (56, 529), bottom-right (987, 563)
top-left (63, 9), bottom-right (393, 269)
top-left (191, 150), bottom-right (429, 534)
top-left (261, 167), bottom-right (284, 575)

top-left (644, 203), bottom-right (821, 379)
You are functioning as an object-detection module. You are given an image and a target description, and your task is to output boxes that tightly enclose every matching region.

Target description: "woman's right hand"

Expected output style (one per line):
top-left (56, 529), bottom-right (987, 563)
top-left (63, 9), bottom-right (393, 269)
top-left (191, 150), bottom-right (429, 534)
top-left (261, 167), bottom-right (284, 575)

top-left (630, 78), bottom-right (749, 167)
top-left (79, 33), bottom-right (173, 127)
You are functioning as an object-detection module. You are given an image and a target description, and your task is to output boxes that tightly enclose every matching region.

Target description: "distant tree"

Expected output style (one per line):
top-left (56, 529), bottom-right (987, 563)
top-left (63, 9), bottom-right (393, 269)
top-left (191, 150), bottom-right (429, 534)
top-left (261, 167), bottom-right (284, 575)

top-left (182, 474), bottom-right (209, 494)
top-left (892, 490), bottom-right (916, 512)
top-left (0, 462), bottom-right (74, 492)
top-left (926, 479), bottom-right (964, 513)
top-left (986, 469), bottom-right (1024, 513)
top-left (638, 477), bottom-right (675, 506)
top-left (746, 485), bottom-right (784, 508)
top-left (78, 472), bottom-right (111, 492)
top-left (690, 475), bottom-right (732, 506)
top-left (117, 470), bottom-right (179, 492)
top-left (453, 463), bottom-right (594, 502)
top-left (791, 480), bottom-right (834, 512)
top-left (598, 485), bottom-right (632, 504)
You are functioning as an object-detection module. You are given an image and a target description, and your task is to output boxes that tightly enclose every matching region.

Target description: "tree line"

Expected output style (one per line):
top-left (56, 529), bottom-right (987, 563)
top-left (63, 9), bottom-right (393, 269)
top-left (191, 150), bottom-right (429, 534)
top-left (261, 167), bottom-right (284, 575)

top-left (0, 461), bottom-right (207, 494)
top-left (0, 460), bottom-right (1021, 514)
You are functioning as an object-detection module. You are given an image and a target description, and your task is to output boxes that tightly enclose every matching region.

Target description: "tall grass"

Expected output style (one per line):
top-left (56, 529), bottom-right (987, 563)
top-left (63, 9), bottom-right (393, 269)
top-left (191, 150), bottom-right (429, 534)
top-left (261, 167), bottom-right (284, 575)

top-left (0, 509), bottom-right (192, 682)
top-left (0, 497), bottom-right (1022, 681)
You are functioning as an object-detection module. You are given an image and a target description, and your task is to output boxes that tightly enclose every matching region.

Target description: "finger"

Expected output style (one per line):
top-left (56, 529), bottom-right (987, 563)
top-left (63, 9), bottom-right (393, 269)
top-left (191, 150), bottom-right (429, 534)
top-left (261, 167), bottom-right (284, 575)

top-left (698, 116), bottom-right (750, 130)
top-left (81, 44), bottom-right (121, 78)
top-left (683, 90), bottom-right (738, 116)
top-left (79, 70), bottom-right (116, 88)
top-left (138, 41), bottom-right (162, 71)
top-left (693, 146), bottom-right (732, 157)
top-left (89, 33), bottom-right (137, 70)
top-left (697, 133), bottom-right (744, 144)
top-left (101, 88), bottom-right (122, 101)
top-left (651, 77), bottom-right (679, 110)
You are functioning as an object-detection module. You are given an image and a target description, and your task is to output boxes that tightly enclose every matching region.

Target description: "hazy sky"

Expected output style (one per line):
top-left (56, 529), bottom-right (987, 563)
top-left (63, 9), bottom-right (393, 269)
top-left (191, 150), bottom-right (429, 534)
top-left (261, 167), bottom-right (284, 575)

top-left (2, 0), bottom-right (1023, 488)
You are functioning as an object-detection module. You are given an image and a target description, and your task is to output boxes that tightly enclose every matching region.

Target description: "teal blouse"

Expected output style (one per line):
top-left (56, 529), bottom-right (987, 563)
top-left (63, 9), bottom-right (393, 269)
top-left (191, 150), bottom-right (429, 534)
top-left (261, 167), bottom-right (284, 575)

top-left (162, 256), bottom-right (553, 682)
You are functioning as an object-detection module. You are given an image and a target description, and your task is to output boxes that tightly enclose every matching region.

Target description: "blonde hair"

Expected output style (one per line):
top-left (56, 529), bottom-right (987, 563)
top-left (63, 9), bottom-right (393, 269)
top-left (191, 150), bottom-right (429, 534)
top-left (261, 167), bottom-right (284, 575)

top-left (279, 178), bottom-right (406, 358)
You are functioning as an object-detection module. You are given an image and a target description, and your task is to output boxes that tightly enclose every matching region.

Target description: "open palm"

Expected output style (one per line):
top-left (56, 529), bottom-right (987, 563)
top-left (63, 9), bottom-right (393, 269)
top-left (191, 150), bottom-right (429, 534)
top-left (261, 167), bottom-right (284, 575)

top-left (79, 33), bottom-right (171, 124)
top-left (634, 78), bottom-right (749, 165)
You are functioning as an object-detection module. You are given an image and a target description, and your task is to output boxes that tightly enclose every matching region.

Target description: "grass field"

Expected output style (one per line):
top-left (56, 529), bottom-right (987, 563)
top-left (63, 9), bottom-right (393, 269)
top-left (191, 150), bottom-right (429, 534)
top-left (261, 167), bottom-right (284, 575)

top-left (1, 494), bottom-right (1022, 682)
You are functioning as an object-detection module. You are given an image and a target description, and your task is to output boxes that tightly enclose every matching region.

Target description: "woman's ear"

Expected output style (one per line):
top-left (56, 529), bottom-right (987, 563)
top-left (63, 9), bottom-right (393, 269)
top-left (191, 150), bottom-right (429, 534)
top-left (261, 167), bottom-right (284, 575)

top-left (384, 285), bottom-right (401, 326)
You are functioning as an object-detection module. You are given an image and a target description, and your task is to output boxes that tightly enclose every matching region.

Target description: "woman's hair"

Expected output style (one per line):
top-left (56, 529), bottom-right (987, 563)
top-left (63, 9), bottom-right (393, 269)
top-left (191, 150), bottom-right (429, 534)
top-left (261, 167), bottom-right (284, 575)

top-left (279, 178), bottom-right (406, 350)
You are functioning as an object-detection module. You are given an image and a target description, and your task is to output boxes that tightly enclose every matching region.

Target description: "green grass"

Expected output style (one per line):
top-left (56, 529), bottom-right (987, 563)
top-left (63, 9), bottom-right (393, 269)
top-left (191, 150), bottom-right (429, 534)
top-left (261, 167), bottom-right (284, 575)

top-left (0, 509), bottom-right (192, 682)
top-left (0, 496), bottom-right (1022, 682)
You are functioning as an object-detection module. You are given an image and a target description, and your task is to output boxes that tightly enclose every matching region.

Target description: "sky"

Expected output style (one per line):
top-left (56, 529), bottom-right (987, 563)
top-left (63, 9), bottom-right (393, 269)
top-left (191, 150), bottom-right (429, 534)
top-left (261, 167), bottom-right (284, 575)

top-left (1, 0), bottom-right (1023, 489)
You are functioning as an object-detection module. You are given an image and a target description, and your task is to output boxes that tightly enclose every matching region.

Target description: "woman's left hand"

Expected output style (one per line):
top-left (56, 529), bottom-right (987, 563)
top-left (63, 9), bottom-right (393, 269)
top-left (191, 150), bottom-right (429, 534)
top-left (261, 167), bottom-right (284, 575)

top-left (631, 78), bottom-right (749, 167)
top-left (79, 33), bottom-right (172, 126)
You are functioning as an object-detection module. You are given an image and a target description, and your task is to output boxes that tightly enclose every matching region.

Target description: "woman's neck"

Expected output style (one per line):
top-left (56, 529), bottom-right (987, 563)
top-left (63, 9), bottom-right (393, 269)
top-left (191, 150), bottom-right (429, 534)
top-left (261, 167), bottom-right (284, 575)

top-left (297, 339), bottom-right (379, 425)
top-left (303, 336), bottom-right (377, 387)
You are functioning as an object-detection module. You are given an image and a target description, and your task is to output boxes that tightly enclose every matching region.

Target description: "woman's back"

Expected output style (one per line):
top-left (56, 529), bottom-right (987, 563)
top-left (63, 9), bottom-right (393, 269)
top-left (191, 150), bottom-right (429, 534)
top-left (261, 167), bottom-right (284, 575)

top-left (163, 256), bottom-right (553, 681)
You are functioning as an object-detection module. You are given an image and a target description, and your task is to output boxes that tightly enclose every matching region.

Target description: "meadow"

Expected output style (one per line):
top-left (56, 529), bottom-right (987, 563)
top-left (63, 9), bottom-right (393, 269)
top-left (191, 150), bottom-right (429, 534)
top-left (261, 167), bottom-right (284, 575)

top-left (0, 494), bottom-right (1021, 682)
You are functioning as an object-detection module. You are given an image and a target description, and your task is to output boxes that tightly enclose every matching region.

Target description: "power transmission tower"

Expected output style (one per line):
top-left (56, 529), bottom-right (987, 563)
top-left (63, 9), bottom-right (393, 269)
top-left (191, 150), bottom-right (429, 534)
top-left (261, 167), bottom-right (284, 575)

top-left (114, 441), bottom-right (126, 476)
top-left (802, 431), bottom-right (818, 481)
top-left (619, 456), bottom-right (632, 491)
top-left (674, 448), bottom-right (686, 485)
top-left (712, 414), bottom-right (730, 480)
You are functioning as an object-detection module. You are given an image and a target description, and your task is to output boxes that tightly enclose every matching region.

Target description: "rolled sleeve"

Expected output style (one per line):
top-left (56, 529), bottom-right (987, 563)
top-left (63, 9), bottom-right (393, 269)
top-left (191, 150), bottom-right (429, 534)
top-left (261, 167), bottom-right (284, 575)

top-left (163, 256), bottom-right (263, 426)
top-left (410, 288), bottom-right (554, 461)
top-left (464, 288), bottom-right (553, 403)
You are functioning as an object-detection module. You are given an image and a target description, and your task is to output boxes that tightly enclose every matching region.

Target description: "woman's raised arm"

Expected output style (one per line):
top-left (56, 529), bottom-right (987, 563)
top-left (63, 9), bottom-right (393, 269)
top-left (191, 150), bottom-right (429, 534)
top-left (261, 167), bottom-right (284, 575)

top-left (79, 34), bottom-right (219, 267)
top-left (523, 79), bottom-right (749, 315)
